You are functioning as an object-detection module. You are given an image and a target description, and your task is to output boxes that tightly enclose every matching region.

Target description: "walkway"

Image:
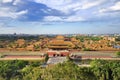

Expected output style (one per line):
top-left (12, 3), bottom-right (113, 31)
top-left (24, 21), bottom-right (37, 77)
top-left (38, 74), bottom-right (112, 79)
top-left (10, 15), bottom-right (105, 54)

top-left (47, 57), bottom-right (67, 64)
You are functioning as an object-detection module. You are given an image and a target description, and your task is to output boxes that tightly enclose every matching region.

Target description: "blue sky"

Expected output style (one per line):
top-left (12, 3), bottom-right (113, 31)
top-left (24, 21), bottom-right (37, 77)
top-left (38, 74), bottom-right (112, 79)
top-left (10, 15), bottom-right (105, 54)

top-left (0, 0), bottom-right (120, 34)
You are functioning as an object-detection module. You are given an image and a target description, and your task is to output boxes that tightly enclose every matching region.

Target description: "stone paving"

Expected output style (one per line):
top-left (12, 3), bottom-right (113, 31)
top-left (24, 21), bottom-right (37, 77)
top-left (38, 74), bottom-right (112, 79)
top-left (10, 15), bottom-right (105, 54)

top-left (47, 57), bottom-right (67, 64)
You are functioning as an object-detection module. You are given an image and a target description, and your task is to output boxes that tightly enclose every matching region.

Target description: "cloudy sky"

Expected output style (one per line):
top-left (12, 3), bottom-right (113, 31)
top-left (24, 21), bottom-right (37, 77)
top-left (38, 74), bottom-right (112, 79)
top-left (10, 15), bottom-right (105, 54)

top-left (0, 0), bottom-right (120, 34)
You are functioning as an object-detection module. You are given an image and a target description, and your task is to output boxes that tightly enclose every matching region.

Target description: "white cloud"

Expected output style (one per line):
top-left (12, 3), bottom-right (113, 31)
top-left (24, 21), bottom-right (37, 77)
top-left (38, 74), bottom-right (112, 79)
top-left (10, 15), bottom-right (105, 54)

top-left (2, 0), bottom-right (13, 3)
top-left (0, 7), bottom-right (28, 19)
top-left (43, 15), bottom-right (85, 22)
top-left (16, 10), bottom-right (28, 15)
top-left (34, 0), bottom-right (72, 6)
top-left (34, 0), bottom-right (73, 14)
top-left (65, 16), bottom-right (85, 22)
top-left (109, 1), bottom-right (120, 11)
top-left (81, 1), bottom-right (104, 9)
top-left (1, 0), bottom-right (21, 5)
top-left (98, 9), bottom-right (106, 13)
top-left (43, 16), bottom-right (63, 22)
top-left (99, 1), bottom-right (120, 13)
top-left (13, 0), bottom-right (21, 5)
top-left (34, 0), bottom-right (105, 14)
top-left (41, 9), bottom-right (52, 14)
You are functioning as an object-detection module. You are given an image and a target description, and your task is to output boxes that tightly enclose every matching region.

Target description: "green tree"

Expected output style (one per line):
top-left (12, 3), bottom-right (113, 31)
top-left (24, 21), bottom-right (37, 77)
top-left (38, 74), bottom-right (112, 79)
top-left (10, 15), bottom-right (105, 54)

top-left (115, 51), bottom-right (120, 57)
top-left (45, 54), bottom-right (49, 62)
top-left (22, 66), bottom-right (42, 80)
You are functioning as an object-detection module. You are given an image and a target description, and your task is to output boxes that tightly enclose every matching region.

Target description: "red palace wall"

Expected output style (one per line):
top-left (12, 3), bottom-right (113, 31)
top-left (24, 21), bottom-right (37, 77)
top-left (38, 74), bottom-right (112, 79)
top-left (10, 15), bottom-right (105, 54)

top-left (47, 51), bottom-right (70, 57)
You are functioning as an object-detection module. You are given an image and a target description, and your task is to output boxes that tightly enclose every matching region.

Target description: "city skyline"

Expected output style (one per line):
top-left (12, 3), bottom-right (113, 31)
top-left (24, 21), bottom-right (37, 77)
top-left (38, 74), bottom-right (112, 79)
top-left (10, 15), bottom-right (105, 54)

top-left (0, 0), bottom-right (120, 34)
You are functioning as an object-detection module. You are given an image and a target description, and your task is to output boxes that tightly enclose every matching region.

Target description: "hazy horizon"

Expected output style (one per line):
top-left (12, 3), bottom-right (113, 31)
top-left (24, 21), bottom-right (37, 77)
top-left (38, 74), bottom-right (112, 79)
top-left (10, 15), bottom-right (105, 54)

top-left (0, 0), bottom-right (120, 34)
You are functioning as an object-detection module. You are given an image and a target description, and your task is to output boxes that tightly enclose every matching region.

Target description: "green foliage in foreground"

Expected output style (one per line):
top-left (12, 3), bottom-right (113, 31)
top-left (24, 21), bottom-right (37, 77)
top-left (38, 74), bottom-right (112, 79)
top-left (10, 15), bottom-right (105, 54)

top-left (115, 51), bottom-right (120, 57)
top-left (0, 60), bottom-right (120, 80)
top-left (91, 60), bottom-right (120, 80)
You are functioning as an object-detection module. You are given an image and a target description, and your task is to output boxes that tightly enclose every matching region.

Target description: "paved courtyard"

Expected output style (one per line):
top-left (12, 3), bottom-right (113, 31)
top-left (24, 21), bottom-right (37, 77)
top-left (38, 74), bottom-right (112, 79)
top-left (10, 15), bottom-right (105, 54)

top-left (71, 51), bottom-right (115, 57)
top-left (47, 57), bottom-right (67, 64)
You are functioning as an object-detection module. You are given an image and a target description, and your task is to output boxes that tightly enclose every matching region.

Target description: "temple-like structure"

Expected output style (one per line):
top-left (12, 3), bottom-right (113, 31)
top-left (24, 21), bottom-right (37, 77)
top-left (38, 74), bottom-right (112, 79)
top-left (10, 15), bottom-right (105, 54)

top-left (47, 35), bottom-right (76, 57)
top-left (47, 35), bottom-right (75, 50)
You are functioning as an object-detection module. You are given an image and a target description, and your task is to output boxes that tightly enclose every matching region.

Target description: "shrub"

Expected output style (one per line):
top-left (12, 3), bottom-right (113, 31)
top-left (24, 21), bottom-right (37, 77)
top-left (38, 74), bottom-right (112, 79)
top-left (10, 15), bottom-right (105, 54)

top-left (116, 51), bottom-right (120, 57)
top-left (83, 48), bottom-right (91, 51)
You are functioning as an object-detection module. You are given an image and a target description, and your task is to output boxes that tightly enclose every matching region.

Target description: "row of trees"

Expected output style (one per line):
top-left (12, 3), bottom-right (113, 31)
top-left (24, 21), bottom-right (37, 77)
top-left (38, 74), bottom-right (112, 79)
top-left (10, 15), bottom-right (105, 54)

top-left (0, 35), bottom-right (40, 41)
top-left (76, 36), bottom-right (102, 42)
top-left (0, 60), bottom-right (120, 80)
top-left (115, 36), bottom-right (120, 41)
